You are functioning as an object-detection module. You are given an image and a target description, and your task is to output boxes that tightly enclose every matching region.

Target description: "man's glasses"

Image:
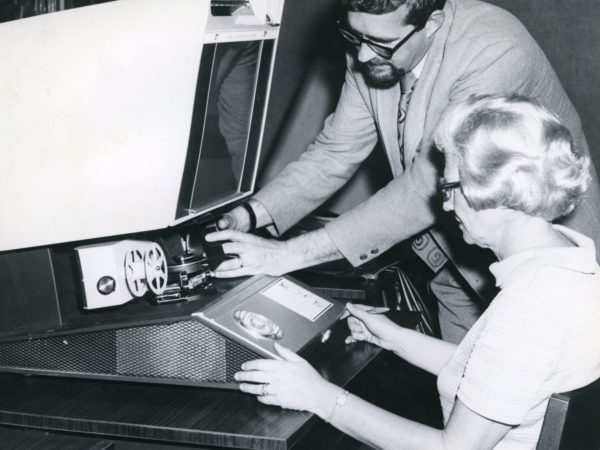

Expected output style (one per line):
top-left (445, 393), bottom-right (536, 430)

top-left (439, 178), bottom-right (461, 202)
top-left (337, 19), bottom-right (424, 60)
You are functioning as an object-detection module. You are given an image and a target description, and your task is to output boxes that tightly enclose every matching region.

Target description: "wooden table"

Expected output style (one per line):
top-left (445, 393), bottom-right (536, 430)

top-left (0, 316), bottom-right (425, 450)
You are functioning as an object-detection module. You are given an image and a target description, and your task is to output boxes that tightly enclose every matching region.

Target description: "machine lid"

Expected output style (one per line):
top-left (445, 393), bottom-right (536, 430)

top-left (0, 0), bottom-right (210, 252)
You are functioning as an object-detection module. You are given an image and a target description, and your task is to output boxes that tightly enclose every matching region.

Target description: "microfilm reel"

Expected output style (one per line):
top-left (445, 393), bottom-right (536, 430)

top-left (144, 243), bottom-right (168, 295)
top-left (233, 310), bottom-right (284, 340)
top-left (124, 248), bottom-right (148, 297)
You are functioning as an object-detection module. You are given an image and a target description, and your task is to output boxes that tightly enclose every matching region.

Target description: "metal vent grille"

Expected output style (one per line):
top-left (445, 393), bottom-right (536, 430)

top-left (0, 320), bottom-right (258, 386)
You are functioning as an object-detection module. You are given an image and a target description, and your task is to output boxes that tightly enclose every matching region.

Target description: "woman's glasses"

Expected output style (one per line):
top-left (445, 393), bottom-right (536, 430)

top-left (439, 178), bottom-right (461, 202)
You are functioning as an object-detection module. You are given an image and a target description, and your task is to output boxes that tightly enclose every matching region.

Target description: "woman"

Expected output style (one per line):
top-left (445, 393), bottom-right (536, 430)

top-left (234, 95), bottom-right (600, 449)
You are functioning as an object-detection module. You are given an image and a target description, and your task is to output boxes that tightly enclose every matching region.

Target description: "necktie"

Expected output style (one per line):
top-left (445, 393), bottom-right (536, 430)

top-left (400, 72), bottom-right (448, 279)
top-left (398, 71), bottom-right (417, 166)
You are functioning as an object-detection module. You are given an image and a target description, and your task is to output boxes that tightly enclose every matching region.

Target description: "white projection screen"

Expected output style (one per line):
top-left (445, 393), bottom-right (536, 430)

top-left (0, 0), bottom-right (210, 251)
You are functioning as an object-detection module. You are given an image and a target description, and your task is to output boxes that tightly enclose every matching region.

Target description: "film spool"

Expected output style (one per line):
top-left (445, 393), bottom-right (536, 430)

top-left (124, 248), bottom-right (148, 297)
top-left (144, 243), bottom-right (168, 295)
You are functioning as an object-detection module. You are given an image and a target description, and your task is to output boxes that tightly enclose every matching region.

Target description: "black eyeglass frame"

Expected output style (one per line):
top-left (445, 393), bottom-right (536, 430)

top-left (439, 177), bottom-right (461, 202)
top-left (337, 18), bottom-right (425, 60)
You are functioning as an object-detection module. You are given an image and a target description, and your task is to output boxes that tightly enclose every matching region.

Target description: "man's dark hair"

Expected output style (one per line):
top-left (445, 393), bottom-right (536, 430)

top-left (340, 0), bottom-right (446, 27)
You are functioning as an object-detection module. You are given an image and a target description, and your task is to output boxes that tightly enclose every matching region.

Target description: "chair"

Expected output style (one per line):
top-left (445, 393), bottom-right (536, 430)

top-left (537, 376), bottom-right (600, 449)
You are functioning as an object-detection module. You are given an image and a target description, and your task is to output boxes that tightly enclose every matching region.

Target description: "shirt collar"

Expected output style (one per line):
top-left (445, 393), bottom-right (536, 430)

top-left (411, 52), bottom-right (427, 80)
top-left (490, 225), bottom-right (598, 289)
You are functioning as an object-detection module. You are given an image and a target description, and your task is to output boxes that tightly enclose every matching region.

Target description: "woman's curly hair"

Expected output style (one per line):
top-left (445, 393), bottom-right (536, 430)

top-left (434, 94), bottom-right (590, 221)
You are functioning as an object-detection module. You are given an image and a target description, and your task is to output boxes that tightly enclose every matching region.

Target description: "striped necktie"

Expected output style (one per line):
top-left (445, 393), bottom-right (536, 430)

top-left (398, 71), bottom-right (417, 166)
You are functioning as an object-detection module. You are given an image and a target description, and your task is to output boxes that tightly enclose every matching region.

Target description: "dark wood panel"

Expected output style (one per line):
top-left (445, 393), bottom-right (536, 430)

top-left (0, 426), bottom-right (114, 450)
top-left (0, 249), bottom-right (62, 337)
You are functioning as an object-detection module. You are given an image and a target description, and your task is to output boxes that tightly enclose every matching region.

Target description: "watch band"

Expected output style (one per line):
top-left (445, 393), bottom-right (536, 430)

top-left (325, 390), bottom-right (349, 423)
top-left (239, 202), bottom-right (257, 231)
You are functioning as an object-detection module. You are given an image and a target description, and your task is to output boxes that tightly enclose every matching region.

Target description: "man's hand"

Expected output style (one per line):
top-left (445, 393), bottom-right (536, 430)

top-left (205, 229), bottom-right (294, 277)
top-left (217, 205), bottom-right (252, 232)
top-left (205, 227), bottom-right (344, 278)
top-left (217, 199), bottom-right (274, 231)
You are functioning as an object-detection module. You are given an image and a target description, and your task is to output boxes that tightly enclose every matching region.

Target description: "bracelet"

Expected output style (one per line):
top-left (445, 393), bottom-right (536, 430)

top-left (324, 390), bottom-right (349, 423)
top-left (239, 202), bottom-right (257, 231)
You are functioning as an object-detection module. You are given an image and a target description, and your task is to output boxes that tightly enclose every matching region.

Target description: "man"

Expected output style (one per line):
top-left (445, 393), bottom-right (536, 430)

top-left (206, 0), bottom-right (600, 343)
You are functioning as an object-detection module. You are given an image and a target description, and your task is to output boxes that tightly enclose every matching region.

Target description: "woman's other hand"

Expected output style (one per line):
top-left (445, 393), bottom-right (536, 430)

top-left (344, 303), bottom-right (400, 350)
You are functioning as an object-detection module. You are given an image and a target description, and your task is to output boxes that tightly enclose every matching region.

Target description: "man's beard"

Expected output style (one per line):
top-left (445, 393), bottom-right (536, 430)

top-left (358, 58), bottom-right (405, 89)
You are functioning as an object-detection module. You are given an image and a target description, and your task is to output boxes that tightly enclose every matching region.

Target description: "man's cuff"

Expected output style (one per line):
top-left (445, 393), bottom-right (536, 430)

top-left (247, 198), bottom-right (276, 230)
top-left (324, 219), bottom-right (377, 267)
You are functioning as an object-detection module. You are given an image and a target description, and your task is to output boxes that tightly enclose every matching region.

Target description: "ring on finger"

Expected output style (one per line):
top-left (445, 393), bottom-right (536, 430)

top-left (260, 383), bottom-right (270, 396)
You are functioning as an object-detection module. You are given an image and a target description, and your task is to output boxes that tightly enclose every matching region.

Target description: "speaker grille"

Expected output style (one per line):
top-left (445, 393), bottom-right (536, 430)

top-left (0, 320), bottom-right (258, 386)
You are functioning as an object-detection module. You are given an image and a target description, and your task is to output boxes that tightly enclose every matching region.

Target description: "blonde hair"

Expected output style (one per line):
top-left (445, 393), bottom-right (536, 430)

top-left (434, 94), bottom-right (590, 221)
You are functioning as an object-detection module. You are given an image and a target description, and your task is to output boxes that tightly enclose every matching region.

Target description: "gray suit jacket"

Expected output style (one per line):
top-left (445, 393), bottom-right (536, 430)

top-left (254, 0), bottom-right (600, 297)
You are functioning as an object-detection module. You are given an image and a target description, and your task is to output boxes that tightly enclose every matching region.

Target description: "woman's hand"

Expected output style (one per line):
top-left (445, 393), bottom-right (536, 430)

top-left (234, 343), bottom-right (340, 415)
top-left (344, 303), bottom-right (401, 351)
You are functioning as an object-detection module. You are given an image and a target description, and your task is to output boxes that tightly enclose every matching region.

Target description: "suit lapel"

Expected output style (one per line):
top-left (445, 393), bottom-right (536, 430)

top-left (404, 0), bottom-right (456, 165)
